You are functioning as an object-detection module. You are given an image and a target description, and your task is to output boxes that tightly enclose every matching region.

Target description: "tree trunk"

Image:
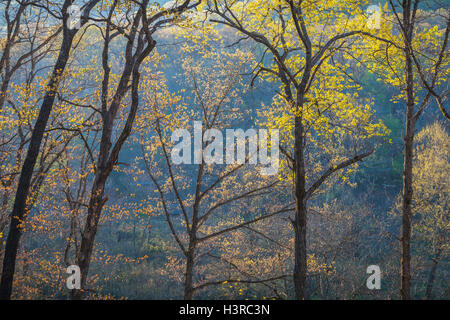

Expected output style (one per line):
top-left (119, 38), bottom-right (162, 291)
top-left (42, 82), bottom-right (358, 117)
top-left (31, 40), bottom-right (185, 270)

top-left (0, 27), bottom-right (75, 300)
top-left (71, 176), bottom-right (107, 300)
top-left (401, 2), bottom-right (415, 300)
top-left (293, 115), bottom-right (307, 300)
top-left (401, 121), bottom-right (414, 300)
top-left (70, 53), bottom-right (146, 298)
top-left (184, 246), bottom-right (195, 300)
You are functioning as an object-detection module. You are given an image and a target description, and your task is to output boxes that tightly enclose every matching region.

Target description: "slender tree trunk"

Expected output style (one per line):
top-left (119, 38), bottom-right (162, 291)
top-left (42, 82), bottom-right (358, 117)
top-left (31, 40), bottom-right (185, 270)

top-left (425, 248), bottom-right (441, 300)
top-left (184, 163), bottom-right (203, 300)
top-left (184, 201), bottom-right (199, 300)
top-left (184, 246), bottom-right (195, 300)
top-left (0, 27), bottom-right (75, 300)
top-left (401, 117), bottom-right (414, 300)
top-left (70, 56), bottom-right (123, 300)
top-left (293, 115), bottom-right (307, 300)
top-left (71, 51), bottom-right (147, 298)
top-left (401, 122), bottom-right (414, 302)
top-left (71, 176), bottom-right (107, 300)
top-left (401, 3), bottom-right (415, 300)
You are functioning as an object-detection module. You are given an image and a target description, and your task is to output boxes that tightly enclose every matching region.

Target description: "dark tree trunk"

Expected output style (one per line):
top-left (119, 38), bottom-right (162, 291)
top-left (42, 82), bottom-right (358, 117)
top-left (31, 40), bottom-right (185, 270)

top-left (401, 119), bottom-right (414, 300)
top-left (71, 176), bottom-right (107, 300)
top-left (401, 119), bottom-right (413, 300)
top-left (400, 0), bottom-right (415, 300)
top-left (70, 30), bottom-right (151, 296)
top-left (0, 26), bottom-right (75, 300)
top-left (184, 246), bottom-right (195, 300)
top-left (293, 115), bottom-right (307, 300)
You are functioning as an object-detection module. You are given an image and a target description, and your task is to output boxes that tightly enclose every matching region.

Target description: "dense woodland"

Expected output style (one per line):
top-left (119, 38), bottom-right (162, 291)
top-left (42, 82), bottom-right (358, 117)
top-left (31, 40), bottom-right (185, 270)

top-left (0, 0), bottom-right (448, 300)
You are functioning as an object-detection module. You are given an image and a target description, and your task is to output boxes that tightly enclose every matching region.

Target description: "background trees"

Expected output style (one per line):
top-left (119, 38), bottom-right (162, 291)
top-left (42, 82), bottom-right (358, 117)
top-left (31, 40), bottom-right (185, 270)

top-left (0, 0), bottom-right (447, 300)
top-left (410, 122), bottom-right (448, 299)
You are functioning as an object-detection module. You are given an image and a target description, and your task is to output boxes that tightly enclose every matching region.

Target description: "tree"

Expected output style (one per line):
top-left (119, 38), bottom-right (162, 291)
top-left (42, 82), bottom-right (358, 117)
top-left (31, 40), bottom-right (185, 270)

top-left (0, 64), bottom-right (84, 273)
top-left (141, 37), bottom-right (290, 299)
top-left (70, 0), bottom-right (200, 299)
top-left (1, 1), bottom-right (57, 264)
top-left (205, 0), bottom-right (388, 299)
top-left (0, 0), bottom-right (100, 300)
top-left (361, 0), bottom-right (449, 299)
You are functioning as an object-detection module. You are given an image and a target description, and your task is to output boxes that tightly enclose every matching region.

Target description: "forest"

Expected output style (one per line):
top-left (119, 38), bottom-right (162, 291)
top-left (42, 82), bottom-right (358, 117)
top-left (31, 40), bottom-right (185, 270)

top-left (0, 0), bottom-right (448, 301)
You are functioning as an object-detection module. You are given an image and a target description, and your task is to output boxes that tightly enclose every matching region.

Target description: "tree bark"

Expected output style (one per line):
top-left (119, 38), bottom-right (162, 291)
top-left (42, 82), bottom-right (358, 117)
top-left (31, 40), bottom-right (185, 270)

top-left (401, 115), bottom-right (413, 300)
top-left (400, 0), bottom-right (415, 300)
top-left (293, 115), bottom-right (307, 300)
top-left (184, 246), bottom-right (195, 300)
top-left (71, 175), bottom-right (108, 300)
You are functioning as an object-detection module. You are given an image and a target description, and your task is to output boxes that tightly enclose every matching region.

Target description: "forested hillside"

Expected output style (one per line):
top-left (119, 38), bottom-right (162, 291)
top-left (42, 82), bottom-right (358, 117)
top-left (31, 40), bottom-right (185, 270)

top-left (0, 0), bottom-right (448, 301)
